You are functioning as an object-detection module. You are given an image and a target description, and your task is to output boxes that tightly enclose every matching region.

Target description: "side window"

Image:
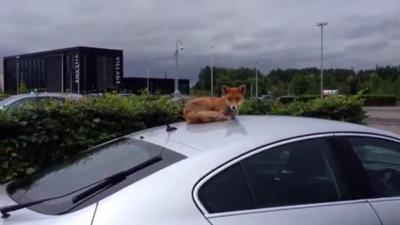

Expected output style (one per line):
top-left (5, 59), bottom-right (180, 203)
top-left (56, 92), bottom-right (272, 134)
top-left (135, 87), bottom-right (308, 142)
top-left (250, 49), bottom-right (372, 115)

top-left (346, 137), bottom-right (400, 198)
top-left (241, 138), bottom-right (350, 208)
top-left (198, 164), bottom-right (253, 213)
top-left (198, 138), bottom-right (351, 214)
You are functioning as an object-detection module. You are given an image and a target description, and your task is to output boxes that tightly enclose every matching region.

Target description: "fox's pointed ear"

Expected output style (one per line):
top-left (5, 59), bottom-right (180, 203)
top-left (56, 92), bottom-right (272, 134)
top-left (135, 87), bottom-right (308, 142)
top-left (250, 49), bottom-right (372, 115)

top-left (239, 85), bottom-right (246, 95)
top-left (222, 85), bottom-right (230, 95)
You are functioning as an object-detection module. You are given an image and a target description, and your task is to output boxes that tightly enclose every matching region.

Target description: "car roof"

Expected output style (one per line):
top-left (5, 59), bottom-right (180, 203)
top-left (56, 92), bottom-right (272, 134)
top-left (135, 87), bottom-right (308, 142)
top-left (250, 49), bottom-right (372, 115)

top-left (0, 93), bottom-right (82, 105)
top-left (130, 115), bottom-right (400, 156)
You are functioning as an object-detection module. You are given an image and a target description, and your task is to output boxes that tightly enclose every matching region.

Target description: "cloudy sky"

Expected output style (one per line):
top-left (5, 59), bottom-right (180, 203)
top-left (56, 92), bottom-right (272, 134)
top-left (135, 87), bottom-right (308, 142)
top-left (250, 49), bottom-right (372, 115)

top-left (1, 0), bottom-right (399, 81)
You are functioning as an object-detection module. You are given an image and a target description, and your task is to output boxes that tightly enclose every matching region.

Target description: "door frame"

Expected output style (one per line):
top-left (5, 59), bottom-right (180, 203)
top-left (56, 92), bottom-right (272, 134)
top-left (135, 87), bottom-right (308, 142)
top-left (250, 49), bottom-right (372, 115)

top-left (192, 132), bottom-right (400, 218)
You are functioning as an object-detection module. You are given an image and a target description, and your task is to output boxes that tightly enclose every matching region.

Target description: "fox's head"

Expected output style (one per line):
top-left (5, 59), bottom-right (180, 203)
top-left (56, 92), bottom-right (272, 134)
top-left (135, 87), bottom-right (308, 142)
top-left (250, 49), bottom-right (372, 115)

top-left (222, 85), bottom-right (246, 114)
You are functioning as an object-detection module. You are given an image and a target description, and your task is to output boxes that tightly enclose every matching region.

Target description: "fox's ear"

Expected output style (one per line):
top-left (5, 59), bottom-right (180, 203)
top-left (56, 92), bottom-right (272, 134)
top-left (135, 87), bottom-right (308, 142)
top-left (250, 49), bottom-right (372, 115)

top-left (222, 85), bottom-right (230, 95)
top-left (239, 85), bottom-right (246, 95)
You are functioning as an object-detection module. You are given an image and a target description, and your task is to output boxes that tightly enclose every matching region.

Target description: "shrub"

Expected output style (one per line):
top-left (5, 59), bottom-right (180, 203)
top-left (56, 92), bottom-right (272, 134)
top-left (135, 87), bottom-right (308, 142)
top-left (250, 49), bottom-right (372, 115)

top-left (277, 96), bottom-right (296, 104)
top-left (240, 100), bottom-right (272, 115)
top-left (244, 95), bottom-right (366, 123)
top-left (0, 95), bottom-right (181, 183)
top-left (0, 95), bottom-right (365, 183)
top-left (298, 96), bottom-right (366, 123)
top-left (296, 95), bottom-right (320, 102)
top-left (359, 95), bottom-right (397, 106)
top-left (0, 93), bottom-right (10, 100)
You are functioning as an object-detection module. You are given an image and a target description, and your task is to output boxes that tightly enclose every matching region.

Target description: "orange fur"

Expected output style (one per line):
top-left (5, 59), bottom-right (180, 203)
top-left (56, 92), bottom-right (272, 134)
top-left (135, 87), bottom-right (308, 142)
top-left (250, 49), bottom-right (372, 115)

top-left (183, 85), bottom-right (246, 124)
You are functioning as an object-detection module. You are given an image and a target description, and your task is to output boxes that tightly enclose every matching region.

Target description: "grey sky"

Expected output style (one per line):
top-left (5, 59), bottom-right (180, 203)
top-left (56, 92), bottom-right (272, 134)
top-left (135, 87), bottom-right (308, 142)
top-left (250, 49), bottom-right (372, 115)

top-left (1, 0), bottom-right (399, 81)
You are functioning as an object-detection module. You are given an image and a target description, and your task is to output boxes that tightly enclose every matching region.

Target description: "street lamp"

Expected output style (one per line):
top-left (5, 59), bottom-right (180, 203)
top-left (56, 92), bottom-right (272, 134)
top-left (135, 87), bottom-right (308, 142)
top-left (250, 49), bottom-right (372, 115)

top-left (146, 66), bottom-right (151, 93)
top-left (15, 56), bottom-right (20, 94)
top-left (255, 61), bottom-right (258, 99)
top-left (174, 40), bottom-right (184, 96)
top-left (210, 46), bottom-right (214, 96)
top-left (317, 22), bottom-right (328, 98)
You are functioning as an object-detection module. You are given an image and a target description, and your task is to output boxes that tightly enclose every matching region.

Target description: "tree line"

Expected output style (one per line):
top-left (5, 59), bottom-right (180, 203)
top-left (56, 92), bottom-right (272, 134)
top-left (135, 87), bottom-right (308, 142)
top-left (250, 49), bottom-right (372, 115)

top-left (192, 65), bottom-right (400, 98)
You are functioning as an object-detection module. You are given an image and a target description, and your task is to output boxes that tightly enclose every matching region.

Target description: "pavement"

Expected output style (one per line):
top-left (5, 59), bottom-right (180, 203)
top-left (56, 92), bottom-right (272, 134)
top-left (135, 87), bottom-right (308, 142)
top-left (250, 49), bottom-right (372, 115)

top-left (364, 106), bottom-right (400, 135)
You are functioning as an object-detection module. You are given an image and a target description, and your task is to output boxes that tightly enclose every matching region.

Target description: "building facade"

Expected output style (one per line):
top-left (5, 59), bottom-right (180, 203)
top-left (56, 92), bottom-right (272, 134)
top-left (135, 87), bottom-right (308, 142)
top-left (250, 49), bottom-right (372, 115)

top-left (0, 73), bottom-right (3, 93)
top-left (3, 46), bottom-right (123, 94)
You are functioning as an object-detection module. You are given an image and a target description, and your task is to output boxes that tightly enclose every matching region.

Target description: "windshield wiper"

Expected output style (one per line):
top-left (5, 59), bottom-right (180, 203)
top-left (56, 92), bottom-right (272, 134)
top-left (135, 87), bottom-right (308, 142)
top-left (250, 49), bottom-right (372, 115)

top-left (1, 155), bottom-right (162, 219)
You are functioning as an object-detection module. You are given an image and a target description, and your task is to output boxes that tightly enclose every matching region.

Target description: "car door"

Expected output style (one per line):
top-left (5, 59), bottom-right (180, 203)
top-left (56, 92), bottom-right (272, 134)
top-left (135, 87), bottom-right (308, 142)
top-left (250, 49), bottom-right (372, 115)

top-left (344, 135), bottom-right (400, 225)
top-left (195, 136), bottom-right (381, 225)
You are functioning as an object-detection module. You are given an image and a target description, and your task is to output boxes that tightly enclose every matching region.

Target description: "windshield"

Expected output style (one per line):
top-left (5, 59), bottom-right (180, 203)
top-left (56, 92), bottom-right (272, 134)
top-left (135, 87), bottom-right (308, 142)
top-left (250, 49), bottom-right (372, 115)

top-left (0, 96), bottom-right (21, 107)
top-left (6, 138), bottom-right (185, 215)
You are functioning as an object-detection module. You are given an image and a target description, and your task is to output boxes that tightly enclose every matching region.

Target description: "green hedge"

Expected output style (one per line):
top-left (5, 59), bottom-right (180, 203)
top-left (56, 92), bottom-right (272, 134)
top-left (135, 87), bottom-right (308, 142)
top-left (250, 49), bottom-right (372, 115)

top-left (277, 96), bottom-right (296, 104)
top-left (296, 95), bottom-right (320, 102)
top-left (0, 95), bottom-right (181, 182)
top-left (360, 95), bottom-right (397, 106)
top-left (0, 95), bottom-right (366, 183)
top-left (242, 95), bottom-right (366, 123)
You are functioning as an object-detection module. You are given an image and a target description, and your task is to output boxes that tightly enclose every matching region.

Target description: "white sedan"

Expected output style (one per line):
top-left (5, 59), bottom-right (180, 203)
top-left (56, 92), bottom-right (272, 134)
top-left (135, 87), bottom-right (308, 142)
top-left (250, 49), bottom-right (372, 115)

top-left (1, 116), bottom-right (400, 225)
top-left (0, 92), bottom-right (82, 111)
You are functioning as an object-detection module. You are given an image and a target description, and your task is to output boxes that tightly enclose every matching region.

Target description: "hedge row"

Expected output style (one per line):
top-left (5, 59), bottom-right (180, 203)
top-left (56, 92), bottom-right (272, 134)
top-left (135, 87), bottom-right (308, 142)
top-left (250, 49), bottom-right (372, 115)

top-left (276, 95), bottom-right (320, 104)
top-left (359, 95), bottom-right (398, 106)
top-left (0, 95), bottom-right (366, 183)
top-left (241, 95), bottom-right (366, 123)
top-left (275, 94), bottom-right (398, 106)
top-left (0, 95), bottom-right (181, 182)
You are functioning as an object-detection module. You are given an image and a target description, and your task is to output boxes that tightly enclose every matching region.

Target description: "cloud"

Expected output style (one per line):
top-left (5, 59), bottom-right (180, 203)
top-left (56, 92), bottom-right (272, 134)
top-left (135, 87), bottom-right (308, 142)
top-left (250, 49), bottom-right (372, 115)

top-left (1, 0), bottom-right (399, 81)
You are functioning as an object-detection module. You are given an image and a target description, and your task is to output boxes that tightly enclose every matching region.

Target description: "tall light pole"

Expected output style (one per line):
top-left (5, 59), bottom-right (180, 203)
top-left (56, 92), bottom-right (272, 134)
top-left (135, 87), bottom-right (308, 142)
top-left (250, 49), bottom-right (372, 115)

top-left (16, 56), bottom-right (20, 94)
top-left (317, 22), bottom-right (328, 98)
top-left (210, 46), bottom-right (214, 96)
top-left (146, 66), bottom-right (151, 93)
top-left (61, 54), bottom-right (64, 93)
top-left (255, 61), bottom-right (258, 99)
top-left (174, 40), bottom-right (184, 96)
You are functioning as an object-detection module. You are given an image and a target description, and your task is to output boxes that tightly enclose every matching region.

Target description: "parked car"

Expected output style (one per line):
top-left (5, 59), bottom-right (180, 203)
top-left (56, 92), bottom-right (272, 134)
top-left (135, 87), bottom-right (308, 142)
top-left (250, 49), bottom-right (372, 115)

top-left (170, 94), bottom-right (191, 104)
top-left (0, 93), bottom-right (82, 111)
top-left (1, 116), bottom-right (400, 225)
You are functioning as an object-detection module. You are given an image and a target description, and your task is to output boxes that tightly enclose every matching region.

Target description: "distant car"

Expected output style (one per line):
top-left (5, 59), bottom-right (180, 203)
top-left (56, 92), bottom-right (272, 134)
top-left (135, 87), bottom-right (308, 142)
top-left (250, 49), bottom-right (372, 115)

top-left (1, 116), bottom-right (400, 225)
top-left (0, 93), bottom-right (82, 111)
top-left (119, 93), bottom-right (136, 97)
top-left (170, 94), bottom-right (191, 104)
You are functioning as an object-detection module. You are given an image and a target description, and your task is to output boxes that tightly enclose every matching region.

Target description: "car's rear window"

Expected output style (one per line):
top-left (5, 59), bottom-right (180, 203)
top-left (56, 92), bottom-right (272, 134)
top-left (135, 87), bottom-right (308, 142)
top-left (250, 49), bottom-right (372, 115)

top-left (7, 138), bottom-right (186, 215)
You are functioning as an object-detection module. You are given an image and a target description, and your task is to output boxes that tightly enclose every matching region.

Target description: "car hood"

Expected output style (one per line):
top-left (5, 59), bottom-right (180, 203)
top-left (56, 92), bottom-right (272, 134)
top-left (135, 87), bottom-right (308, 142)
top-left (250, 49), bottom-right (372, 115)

top-left (0, 183), bottom-right (97, 225)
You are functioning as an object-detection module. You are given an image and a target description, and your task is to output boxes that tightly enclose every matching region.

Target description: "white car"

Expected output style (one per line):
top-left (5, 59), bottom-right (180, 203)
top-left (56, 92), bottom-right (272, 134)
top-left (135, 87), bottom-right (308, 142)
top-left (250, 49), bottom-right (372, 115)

top-left (0, 93), bottom-right (82, 111)
top-left (1, 116), bottom-right (400, 225)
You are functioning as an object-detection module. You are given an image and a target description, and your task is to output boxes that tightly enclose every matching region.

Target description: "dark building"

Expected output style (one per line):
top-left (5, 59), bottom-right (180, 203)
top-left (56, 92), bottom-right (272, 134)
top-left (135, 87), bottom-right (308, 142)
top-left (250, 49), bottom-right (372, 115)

top-left (122, 77), bottom-right (190, 95)
top-left (3, 46), bottom-right (123, 94)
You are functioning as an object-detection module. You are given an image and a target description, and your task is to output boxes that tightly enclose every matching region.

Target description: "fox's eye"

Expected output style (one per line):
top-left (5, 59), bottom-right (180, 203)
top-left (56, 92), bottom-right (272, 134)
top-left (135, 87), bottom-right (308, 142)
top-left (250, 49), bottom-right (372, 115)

top-left (235, 98), bottom-right (240, 102)
top-left (228, 97), bottom-right (233, 101)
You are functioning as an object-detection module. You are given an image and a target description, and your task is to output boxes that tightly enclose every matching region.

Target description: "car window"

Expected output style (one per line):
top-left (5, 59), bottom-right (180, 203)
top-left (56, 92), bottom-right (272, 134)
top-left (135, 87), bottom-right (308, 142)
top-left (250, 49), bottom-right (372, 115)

top-left (346, 137), bottom-right (400, 198)
top-left (7, 97), bottom-right (38, 109)
top-left (198, 164), bottom-right (254, 213)
top-left (198, 138), bottom-right (351, 214)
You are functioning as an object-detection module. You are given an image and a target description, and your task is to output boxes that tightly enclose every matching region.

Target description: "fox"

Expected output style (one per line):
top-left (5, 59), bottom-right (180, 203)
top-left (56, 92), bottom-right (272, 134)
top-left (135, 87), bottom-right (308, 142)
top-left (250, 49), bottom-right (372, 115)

top-left (183, 85), bottom-right (246, 124)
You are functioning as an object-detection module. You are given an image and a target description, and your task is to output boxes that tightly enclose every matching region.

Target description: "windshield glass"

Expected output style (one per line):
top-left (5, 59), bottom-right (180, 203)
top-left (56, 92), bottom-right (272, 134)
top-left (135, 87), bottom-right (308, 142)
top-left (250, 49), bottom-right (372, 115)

top-left (0, 95), bottom-right (21, 107)
top-left (6, 138), bottom-right (185, 215)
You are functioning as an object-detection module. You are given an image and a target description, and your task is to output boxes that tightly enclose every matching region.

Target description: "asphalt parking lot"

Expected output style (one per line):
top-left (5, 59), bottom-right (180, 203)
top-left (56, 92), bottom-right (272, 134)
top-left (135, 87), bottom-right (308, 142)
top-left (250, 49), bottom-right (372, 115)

top-left (365, 106), bottom-right (400, 135)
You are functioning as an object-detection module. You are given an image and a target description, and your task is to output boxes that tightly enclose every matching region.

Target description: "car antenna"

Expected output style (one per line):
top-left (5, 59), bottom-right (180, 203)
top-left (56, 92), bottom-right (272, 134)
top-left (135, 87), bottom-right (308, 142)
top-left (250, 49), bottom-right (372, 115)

top-left (166, 121), bottom-right (177, 132)
top-left (164, 115), bottom-right (177, 132)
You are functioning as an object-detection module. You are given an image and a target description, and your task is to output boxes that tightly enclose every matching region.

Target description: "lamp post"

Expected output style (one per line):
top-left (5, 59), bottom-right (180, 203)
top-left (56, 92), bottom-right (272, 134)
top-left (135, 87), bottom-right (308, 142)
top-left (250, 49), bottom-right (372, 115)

top-left (210, 46), bottom-right (214, 96)
top-left (146, 66), bottom-right (151, 93)
top-left (16, 56), bottom-right (20, 94)
top-left (61, 54), bottom-right (64, 93)
top-left (255, 61), bottom-right (258, 99)
top-left (174, 40), bottom-right (184, 96)
top-left (317, 22), bottom-right (328, 98)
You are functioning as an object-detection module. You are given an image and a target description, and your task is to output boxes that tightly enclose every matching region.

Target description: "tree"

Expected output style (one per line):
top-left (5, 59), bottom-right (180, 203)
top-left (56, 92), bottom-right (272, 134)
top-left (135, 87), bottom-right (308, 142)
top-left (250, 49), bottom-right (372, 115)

top-left (291, 74), bottom-right (308, 95)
